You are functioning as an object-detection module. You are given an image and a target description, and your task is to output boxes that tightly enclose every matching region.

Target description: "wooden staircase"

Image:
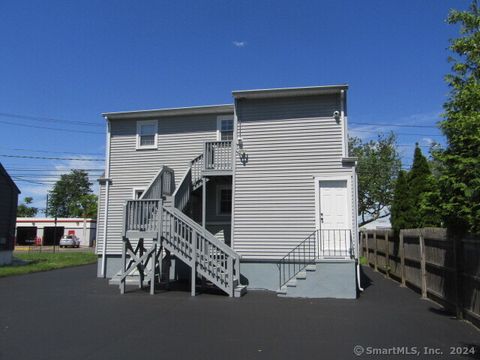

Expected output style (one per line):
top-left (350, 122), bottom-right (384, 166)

top-left (118, 158), bottom-right (245, 297)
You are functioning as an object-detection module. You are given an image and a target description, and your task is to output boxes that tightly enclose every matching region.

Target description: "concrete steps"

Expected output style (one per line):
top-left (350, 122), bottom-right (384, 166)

top-left (276, 261), bottom-right (357, 299)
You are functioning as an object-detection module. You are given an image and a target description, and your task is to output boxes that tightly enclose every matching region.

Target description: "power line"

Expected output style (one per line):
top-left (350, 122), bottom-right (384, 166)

top-left (0, 111), bottom-right (103, 127)
top-left (9, 169), bottom-right (104, 173)
top-left (0, 146), bottom-right (104, 156)
top-left (350, 121), bottom-right (438, 129)
top-left (0, 119), bottom-right (104, 135)
top-left (11, 176), bottom-right (54, 185)
top-left (397, 144), bottom-right (433, 148)
top-left (350, 128), bottom-right (444, 137)
top-left (0, 154), bottom-right (104, 161)
top-left (5, 168), bottom-right (104, 171)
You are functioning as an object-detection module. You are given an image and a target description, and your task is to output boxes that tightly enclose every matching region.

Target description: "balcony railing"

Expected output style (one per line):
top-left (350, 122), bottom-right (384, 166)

top-left (204, 140), bottom-right (232, 172)
top-left (318, 229), bottom-right (353, 258)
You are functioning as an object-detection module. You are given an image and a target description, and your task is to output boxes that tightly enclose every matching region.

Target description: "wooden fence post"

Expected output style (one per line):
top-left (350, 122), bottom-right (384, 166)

top-left (385, 231), bottom-right (390, 279)
top-left (365, 232), bottom-right (369, 266)
top-left (400, 230), bottom-right (406, 287)
top-left (419, 230), bottom-right (427, 299)
top-left (359, 231), bottom-right (364, 258)
top-left (452, 233), bottom-right (464, 320)
top-left (374, 231), bottom-right (378, 271)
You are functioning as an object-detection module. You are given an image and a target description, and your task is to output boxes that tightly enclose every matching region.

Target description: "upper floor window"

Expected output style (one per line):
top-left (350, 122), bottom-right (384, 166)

top-left (217, 116), bottom-right (233, 141)
top-left (136, 120), bottom-right (158, 149)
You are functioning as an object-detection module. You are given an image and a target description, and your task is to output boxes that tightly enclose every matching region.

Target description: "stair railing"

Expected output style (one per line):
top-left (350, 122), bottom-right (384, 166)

top-left (278, 230), bottom-right (317, 289)
top-left (190, 154), bottom-right (204, 188)
top-left (161, 206), bottom-right (240, 296)
top-left (140, 165), bottom-right (175, 200)
top-left (172, 167), bottom-right (192, 212)
top-left (318, 229), bottom-right (353, 258)
top-left (204, 140), bottom-right (232, 171)
top-left (124, 199), bottom-right (161, 234)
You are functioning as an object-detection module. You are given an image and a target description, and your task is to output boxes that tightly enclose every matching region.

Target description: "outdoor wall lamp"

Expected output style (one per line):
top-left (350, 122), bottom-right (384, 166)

top-left (333, 110), bottom-right (341, 122)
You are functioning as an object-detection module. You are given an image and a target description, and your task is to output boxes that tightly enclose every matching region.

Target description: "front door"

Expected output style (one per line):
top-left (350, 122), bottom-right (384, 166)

top-left (317, 179), bottom-right (350, 257)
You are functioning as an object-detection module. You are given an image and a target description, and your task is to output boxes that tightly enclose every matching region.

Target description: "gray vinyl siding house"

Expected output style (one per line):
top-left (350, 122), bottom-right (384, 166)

top-left (97, 85), bottom-right (359, 298)
top-left (0, 163), bottom-right (20, 265)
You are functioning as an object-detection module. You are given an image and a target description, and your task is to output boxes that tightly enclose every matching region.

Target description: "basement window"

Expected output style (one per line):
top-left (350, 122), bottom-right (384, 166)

top-left (216, 185), bottom-right (232, 216)
top-left (136, 120), bottom-right (158, 149)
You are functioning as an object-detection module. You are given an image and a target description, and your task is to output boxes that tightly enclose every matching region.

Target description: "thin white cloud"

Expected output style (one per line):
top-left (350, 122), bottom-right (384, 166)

top-left (233, 41), bottom-right (247, 48)
top-left (422, 137), bottom-right (435, 146)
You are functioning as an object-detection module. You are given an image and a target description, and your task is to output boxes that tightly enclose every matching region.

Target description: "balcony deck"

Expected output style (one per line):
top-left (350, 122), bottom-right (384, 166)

top-left (203, 140), bottom-right (232, 175)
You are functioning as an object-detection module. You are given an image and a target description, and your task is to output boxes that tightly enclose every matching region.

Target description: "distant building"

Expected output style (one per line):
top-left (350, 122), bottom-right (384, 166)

top-left (16, 218), bottom-right (96, 247)
top-left (0, 164), bottom-right (20, 265)
top-left (360, 217), bottom-right (392, 230)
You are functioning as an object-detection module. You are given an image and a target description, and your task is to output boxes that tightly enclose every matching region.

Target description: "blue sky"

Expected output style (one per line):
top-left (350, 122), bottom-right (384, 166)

top-left (0, 0), bottom-right (468, 212)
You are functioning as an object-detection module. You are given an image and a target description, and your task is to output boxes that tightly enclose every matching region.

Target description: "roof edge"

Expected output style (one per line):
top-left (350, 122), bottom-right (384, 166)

top-left (232, 84), bottom-right (348, 99)
top-left (103, 104), bottom-right (234, 120)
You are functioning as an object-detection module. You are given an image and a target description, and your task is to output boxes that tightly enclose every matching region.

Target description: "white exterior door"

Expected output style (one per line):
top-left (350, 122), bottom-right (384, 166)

top-left (317, 179), bottom-right (351, 257)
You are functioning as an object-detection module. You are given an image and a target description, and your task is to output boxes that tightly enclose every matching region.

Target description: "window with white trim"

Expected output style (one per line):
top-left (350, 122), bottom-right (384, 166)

top-left (136, 120), bottom-right (158, 149)
top-left (217, 116), bottom-right (234, 141)
top-left (132, 188), bottom-right (145, 199)
top-left (216, 185), bottom-right (232, 215)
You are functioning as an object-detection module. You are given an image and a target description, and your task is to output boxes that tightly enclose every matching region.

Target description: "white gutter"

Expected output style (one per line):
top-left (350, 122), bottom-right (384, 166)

top-left (101, 118), bottom-right (112, 278)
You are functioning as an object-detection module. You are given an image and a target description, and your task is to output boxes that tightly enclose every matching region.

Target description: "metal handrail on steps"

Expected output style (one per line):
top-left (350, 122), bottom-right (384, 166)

top-left (278, 229), bottom-right (354, 289)
top-left (278, 230), bottom-right (317, 289)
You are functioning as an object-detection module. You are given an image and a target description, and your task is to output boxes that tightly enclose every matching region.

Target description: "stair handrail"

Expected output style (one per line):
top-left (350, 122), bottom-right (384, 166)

top-left (161, 206), bottom-right (240, 296)
top-left (123, 199), bottom-right (161, 235)
top-left (172, 167), bottom-right (192, 211)
top-left (278, 229), bottom-right (317, 289)
top-left (190, 153), bottom-right (204, 186)
top-left (169, 207), bottom-right (240, 260)
top-left (140, 165), bottom-right (175, 200)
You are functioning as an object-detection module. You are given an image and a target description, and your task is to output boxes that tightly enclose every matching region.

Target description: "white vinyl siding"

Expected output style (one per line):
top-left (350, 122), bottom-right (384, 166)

top-left (232, 94), bottom-right (355, 260)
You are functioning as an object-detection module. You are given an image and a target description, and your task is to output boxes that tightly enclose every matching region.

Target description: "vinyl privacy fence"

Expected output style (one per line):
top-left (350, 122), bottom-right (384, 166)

top-left (360, 228), bottom-right (480, 328)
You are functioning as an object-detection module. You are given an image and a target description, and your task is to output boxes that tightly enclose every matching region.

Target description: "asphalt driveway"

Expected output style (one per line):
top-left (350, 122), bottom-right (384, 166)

top-left (0, 264), bottom-right (478, 360)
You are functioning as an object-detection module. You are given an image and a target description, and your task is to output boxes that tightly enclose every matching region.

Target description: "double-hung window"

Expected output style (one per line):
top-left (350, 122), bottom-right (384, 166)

top-left (136, 120), bottom-right (158, 149)
top-left (217, 116), bottom-right (234, 141)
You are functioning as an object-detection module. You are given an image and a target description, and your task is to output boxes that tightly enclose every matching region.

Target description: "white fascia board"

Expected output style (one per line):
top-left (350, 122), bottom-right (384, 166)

top-left (232, 84), bottom-right (349, 99)
top-left (102, 104), bottom-right (234, 120)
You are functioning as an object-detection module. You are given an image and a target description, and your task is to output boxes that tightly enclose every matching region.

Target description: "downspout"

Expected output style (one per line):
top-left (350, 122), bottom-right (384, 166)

top-left (101, 117), bottom-right (112, 278)
top-left (353, 164), bottom-right (363, 292)
top-left (343, 89), bottom-right (363, 292)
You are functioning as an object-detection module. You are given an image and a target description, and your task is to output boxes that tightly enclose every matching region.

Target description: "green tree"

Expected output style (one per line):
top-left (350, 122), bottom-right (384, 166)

top-left (408, 145), bottom-right (440, 227)
top-left (349, 133), bottom-right (402, 226)
top-left (17, 197), bottom-right (38, 217)
top-left (390, 171), bottom-right (414, 233)
top-left (433, 1), bottom-right (480, 233)
top-left (46, 170), bottom-right (96, 218)
top-left (78, 194), bottom-right (98, 219)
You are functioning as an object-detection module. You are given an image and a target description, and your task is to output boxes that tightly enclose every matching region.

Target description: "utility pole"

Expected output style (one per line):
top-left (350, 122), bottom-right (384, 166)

top-left (53, 214), bottom-right (57, 253)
